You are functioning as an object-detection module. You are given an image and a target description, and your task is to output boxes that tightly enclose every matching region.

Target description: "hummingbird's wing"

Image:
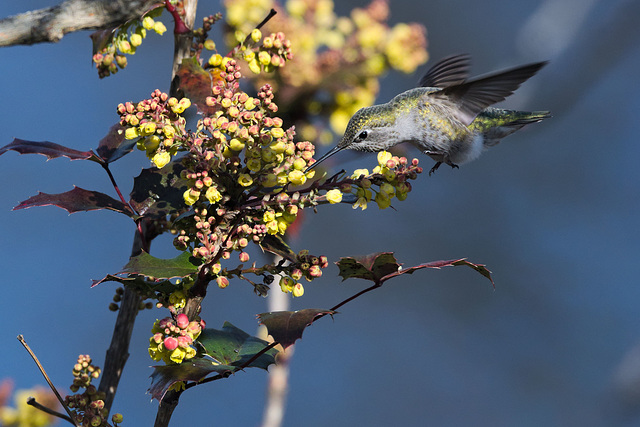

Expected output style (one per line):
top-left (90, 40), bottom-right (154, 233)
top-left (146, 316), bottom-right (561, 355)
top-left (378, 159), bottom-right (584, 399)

top-left (418, 54), bottom-right (471, 88)
top-left (436, 61), bottom-right (548, 126)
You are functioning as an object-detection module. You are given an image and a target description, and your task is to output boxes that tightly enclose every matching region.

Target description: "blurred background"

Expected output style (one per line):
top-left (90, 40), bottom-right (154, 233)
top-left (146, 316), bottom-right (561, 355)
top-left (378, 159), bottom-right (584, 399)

top-left (1, 0), bottom-right (639, 425)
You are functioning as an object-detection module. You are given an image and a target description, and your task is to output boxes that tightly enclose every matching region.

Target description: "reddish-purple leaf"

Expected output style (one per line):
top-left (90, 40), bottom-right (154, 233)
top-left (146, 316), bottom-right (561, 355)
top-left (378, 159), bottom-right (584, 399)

top-left (336, 252), bottom-right (401, 282)
top-left (13, 186), bottom-right (133, 216)
top-left (96, 123), bottom-right (136, 163)
top-left (90, 27), bottom-right (117, 54)
top-left (175, 56), bottom-right (221, 116)
top-left (257, 309), bottom-right (337, 349)
top-left (0, 139), bottom-right (101, 162)
top-left (129, 162), bottom-right (188, 218)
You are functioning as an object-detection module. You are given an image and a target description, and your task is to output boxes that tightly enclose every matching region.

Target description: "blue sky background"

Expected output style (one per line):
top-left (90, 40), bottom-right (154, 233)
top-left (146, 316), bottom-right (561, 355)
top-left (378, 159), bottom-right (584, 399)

top-left (2, 0), bottom-right (640, 426)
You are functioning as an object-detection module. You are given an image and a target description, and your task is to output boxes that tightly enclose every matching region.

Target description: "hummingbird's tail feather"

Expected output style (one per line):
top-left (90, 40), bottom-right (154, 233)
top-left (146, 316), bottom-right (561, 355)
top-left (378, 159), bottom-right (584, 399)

top-left (439, 61), bottom-right (548, 126)
top-left (472, 109), bottom-right (551, 146)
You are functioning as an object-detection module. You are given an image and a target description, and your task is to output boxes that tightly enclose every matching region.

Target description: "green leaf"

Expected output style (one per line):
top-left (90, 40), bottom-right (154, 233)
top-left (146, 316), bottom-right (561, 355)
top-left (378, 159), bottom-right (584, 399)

top-left (336, 252), bottom-right (401, 283)
top-left (0, 138), bottom-right (101, 163)
top-left (129, 161), bottom-right (189, 218)
top-left (147, 322), bottom-right (282, 400)
top-left (121, 251), bottom-right (200, 280)
top-left (13, 186), bottom-right (133, 216)
top-left (196, 322), bottom-right (279, 370)
top-left (175, 56), bottom-right (220, 116)
top-left (257, 309), bottom-right (337, 349)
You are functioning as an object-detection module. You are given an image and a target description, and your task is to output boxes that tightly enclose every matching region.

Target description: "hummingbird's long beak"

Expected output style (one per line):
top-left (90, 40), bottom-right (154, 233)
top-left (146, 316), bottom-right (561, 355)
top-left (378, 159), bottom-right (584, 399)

top-left (304, 145), bottom-right (343, 173)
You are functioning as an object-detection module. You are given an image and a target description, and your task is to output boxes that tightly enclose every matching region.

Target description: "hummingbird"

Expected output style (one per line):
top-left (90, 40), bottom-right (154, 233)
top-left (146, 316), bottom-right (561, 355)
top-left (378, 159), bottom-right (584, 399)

top-left (307, 54), bottom-right (550, 175)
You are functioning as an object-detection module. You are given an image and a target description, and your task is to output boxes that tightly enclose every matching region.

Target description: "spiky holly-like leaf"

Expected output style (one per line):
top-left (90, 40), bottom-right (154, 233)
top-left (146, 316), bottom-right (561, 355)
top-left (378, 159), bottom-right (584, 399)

top-left (0, 139), bottom-right (101, 163)
top-left (129, 161), bottom-right (188, 218)
top-left (96, 123), bottom-right (136, 163)
top-left (90, 274), bottom-right (178, 294)
top-left (196, 322), bottom-right (279, 369)
top-left (121, 251), bottom-right (200, 280)
top-left (13, 186), bottom-right (133, 216)
top-left (337, 252), bottom-right (400, 282)
top-left (336, 252), bottom-right (494, 287)
top-left (257, 309), bottom-right (336, 349)
top-left (148, 322), bottom-right (279, 401)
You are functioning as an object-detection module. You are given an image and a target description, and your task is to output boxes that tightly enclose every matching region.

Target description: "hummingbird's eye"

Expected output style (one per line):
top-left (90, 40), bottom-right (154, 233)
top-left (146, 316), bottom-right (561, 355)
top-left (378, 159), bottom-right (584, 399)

top-left (356, 130), bottom-right (368, 141)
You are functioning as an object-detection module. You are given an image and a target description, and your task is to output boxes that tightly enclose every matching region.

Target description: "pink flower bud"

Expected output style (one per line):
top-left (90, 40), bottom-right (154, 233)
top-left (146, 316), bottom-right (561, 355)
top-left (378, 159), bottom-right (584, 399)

top-left (175, 313), bottom-right (189, 329)
top-left (163, 337), bottom-right (178, 351)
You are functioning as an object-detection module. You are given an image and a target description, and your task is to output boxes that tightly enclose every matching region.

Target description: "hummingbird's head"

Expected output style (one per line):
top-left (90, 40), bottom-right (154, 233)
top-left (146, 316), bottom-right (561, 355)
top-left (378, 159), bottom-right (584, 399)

top-left (305, 104), bottom-right (396, 171)
top-left (338, 104), bottom-right (396, 152)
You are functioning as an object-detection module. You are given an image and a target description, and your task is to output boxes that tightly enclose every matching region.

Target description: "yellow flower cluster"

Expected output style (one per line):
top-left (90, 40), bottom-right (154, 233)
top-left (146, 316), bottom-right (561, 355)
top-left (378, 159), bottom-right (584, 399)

top-left (93, 7), bottom-right (167, 78)
top-left (117, 90), bottom-right (190, 169)
top-left (348, 151), bottom-right (420, 210)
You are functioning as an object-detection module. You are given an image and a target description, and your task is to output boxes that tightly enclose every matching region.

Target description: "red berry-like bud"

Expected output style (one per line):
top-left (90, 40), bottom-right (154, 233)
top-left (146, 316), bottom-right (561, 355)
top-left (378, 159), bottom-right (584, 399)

top-left (163, 337), bottom-right (178, 351)
top-left (175, 313), bottom-right (189, 329)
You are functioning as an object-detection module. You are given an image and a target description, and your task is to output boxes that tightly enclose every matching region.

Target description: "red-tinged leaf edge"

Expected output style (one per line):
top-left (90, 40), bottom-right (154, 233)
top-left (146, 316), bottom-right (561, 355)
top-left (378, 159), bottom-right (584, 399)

top-left (257, 309), bottom-right (337, 349)
top-left (149, 358), bottom-right (237, 401)
top-left (386, 258), bottom-right (495, 288)
top-left (13, 186), bottom-right (133, 216)
top-left (0, 139), bottom-right (103, 163)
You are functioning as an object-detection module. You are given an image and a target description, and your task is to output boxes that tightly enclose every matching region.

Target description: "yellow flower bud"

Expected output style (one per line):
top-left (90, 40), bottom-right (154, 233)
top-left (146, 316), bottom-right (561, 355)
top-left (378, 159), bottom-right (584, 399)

top-left (205, 186), bottom-right (222, 203)
top-left (292, 283), bottom-right (304, 297)
top-left (130, 34), bottom-right (143, 47)
top-left (229, 138), bottom-right (245, 151)
top-left (258, 51), bottom-right (271, 65)
top-left (124, 127), bottom-right (139, 140)
top-left (251, 29), bottom-right (262, 43)
top-left (238, 173), bottom-right (253, 187)
top-left (152, 151), bottom-right (171, 169)
top-left (248, 59), bottom-right (261, 74)
top-left (154, 22), bottom-right (167, 35)
top-left (326, 189), bottom-right (343, 204)
top-left (209, 54), bottom-right (223, 67)
top-left (377, 151), bottom-right (392, 166)
top-left (288, 170), bottom-right (306, 186)
top-left (142, 16), bottom-right (155, 30)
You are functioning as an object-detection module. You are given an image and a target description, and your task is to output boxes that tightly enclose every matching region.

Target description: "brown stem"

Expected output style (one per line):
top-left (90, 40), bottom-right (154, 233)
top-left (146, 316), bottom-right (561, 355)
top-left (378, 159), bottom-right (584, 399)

top-left (27, 397), bottom-right (74, 425)
top-left (98, 219), bottom-right (161, 412)
top-left (17, 335), bottom-right (79, 427)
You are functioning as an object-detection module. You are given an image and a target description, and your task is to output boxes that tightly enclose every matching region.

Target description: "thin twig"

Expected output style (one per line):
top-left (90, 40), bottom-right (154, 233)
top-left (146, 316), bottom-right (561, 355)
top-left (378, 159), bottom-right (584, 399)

top-left (101, 163), bottom-right (139, 216)
top-left (17, 335), bottom-right (79, 427)
top-left (27, 397), bottom-right (74, 424)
